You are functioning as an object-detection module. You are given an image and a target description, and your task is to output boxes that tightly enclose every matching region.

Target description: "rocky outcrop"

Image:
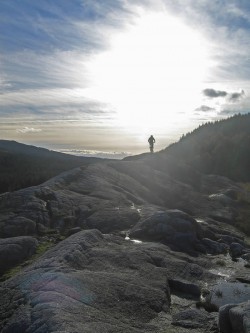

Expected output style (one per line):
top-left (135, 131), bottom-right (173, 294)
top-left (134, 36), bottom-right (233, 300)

top-left (1, 156), bottom-right (250, 332)
top-left (1, 216), bottom-right (36, 238)
top-left (202, 238), bottom-right (228, 255)
top-left (0, 229), bottom-right (217, 333)
top-left (219, 301), bottom-right (250, 333)
top-left (129, 209), bottom-right (202, 254)
top-left (0, 160), bottom-right (244, 241)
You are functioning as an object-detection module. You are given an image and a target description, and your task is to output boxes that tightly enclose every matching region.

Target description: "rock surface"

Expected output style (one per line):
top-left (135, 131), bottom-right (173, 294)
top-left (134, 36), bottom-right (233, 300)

top-left (219, 302), bottom-right (250, 333)
top-left (0, 229), bottom-right (216, 333)
top-left (0, 236), bottom-right (38, 274)
top-left (0, 156), bottom-right (250, 332)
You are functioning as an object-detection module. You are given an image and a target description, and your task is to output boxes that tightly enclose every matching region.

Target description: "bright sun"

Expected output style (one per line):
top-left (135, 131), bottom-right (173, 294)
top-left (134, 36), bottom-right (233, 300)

top-left (84, 9), bottom-right (211, 135)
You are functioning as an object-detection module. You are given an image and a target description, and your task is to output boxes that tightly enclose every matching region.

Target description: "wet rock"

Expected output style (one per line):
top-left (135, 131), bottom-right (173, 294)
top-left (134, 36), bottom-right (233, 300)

top-left (230, 242), bottom-right (245, 259)
top-left (206, 282), bottom-right (250, 311)
top-left (202, 238), bottom-right (228, 255)
top-left (209, 193), bottom-right (234, 206)
top-left (0, 236), bottom-right (38, 274)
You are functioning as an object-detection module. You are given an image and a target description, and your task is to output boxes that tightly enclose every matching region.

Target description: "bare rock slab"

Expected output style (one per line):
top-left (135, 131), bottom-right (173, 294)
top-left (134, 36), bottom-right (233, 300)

top-left (0, 236), bottom-right (38, 274)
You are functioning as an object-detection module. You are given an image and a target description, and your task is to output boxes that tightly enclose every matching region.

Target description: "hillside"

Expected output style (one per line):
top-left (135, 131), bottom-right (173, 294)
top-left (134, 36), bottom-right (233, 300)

top-left (162, 113), bottom-right (250, 182)
top-left (0, 140), bottom-right (103, 193)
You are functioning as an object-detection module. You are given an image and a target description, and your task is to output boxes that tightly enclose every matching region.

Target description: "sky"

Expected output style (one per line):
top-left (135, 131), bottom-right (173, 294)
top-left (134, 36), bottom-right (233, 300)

top-left (1, 0), bottom-right (250, 157)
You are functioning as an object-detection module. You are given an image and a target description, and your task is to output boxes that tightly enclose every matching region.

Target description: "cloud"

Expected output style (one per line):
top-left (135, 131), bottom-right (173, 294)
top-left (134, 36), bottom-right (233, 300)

top-left (1, 0), bottom-right (250, 152)
top-left (203, 88), bottom-right (246, 103)
top-left (0, 87), bottom-right (107, 109)
top-left (0, 1), bottom-right (133, 54)
top-left (16, 127), bottom-right (42, 134)
top-left (225, 3), bottom-right (250, 23)
top-left (0, 87), bottom-right (115, 126)
top-left (229, 90), bottom-right (245, 102)
top-left (195, 105), bottom-right (215, 112)
top-left (203, 88), bottom-right (227, 98)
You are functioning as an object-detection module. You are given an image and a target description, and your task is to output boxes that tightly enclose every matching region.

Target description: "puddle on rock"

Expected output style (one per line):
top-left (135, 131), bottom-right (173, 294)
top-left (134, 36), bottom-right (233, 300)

top-left (207, 282), bottom-right (250, 309)
top-left (125, 235), bottom-right (142, 244)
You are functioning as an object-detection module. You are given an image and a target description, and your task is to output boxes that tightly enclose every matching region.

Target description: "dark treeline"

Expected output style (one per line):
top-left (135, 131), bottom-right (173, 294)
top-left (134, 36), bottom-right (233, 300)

top-left (0, 141), bottom-right (102, 194)
top-left (163, 113), bottom-right (250, 182)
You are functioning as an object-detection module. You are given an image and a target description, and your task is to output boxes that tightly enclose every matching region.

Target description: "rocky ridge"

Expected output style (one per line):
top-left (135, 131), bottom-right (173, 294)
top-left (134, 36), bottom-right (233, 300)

top-left (0, 155), bottom-right (250, 332)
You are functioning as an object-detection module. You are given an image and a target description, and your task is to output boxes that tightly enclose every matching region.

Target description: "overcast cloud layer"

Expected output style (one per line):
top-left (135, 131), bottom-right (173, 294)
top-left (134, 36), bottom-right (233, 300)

top-left (1, 0), bottom-right (250, 154)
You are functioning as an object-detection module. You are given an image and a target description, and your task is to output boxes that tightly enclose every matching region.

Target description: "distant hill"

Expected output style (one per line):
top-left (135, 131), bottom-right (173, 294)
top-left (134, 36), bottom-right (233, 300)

top-left (160, 113), bottom-right (250, 182)
top-left (2, 114), bottom-right (250, 194)
top-left (0, 140), bottom-right (103, 193)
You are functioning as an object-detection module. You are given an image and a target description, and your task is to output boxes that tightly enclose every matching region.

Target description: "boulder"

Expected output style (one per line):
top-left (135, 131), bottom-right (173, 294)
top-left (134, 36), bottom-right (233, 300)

top-left (230, 302), bottom-right (250, 333)
top-left (168, 279), bottom-right (201, 297)
top-left (129, 209), bottom-right (201, 254)
top-left (202, 238), bottom-right (228, 255)
top-left (218, 304), bottom-right (237, 333)
top-left (0, 236), bottom-right (38, 274)
top-left (219, 301), bottom-right (250, 333)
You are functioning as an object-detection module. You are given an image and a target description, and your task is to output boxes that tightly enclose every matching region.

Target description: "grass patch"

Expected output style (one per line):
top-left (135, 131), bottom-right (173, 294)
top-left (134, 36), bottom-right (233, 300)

top-left (34, 241), bottom-right (54, 257)
top-left (0, 265), bottom-right (23, 282)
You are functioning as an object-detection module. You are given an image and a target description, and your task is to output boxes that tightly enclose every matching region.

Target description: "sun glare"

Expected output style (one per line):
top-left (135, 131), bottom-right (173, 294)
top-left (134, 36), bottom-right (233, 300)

top-left (84, 10), bottom-right (211, 134)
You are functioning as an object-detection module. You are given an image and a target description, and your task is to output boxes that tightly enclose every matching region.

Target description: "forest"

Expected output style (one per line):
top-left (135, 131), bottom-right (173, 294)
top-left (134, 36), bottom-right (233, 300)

top-left (164, 113), bottom-right (250, 182)
top-left (0, 141), bottom-right (100, 194)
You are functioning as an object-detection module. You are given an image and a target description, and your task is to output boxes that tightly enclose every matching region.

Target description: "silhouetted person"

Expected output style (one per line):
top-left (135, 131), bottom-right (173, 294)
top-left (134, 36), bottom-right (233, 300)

top-left (148, 135), bottom-right (155, 153)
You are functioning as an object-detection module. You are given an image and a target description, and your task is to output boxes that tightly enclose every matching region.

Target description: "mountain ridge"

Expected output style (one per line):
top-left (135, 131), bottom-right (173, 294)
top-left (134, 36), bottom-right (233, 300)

top-left (125, 113), bottom-right (250, 182)
top-left (0, 139), bottom-right (106, 193)
top-left (162, 113), bottom-right (250, 182)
